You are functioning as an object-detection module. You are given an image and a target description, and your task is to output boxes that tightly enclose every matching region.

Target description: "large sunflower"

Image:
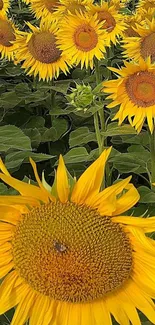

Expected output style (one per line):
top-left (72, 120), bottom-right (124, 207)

top-left (57, 12), bottom-right (107, 69)
top-left (1, 149), bottom-right (155, 324)
top-left (89, 3), bottom-right (126, 46)
top-left (0, 14), bottom-right (17, 60)
top-left (0, 0), bottom-right (10, 15)
top-left (123, 18), bottom-right (155, 63)
top-left (14, 20), bottom-right (70, 81)
top-left (29, 0), bottom-right (61, 21)
top-left (103, 58), bottom-right (155, 133)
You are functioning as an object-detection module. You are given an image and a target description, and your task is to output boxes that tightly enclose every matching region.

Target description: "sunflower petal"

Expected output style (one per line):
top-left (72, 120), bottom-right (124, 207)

top-left (56, 155), bottom-right (70, 203)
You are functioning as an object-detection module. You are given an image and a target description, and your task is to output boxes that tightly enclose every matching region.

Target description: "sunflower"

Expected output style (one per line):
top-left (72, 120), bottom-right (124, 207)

top-left (57, 12), bottom-right (107, 69)
top-left (103, 58), bottom-right (155, 133)
top-left (14, 20), bottom-right (70, 81)
top-left (1, 149), bottom-right (155, 324)
top-left (55, 0), bottom-right (93, 17)
top-left (29, 0), bottom-right (61, 21)
top-left (123, 12), bottom-right (145, 37)
top-left (123, 18), bottom-right (155, 63)
top-left (0, 14), bottom-right (17, 60)
top-left (89, 3), bottom-right (126, 46)
top-left (0, 0), bottom-right (10, 15)
top-left (137, 0), bottom-right (155, 11)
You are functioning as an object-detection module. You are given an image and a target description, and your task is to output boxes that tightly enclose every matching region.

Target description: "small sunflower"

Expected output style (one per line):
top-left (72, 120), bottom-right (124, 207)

top-left (29, 0), bottom-right (61, 21)
top-left (103, 58), bottom-right (155, 133)
top-left (89, 3), bottom-right (126, 46)
top-left (123, 12), bottom-right (145, 37)
top-left (0, 0), bottom-right (10, 15)
top-left (0, 14), bottom-right (17, 60)
top-left (14, 20), bottom-right (70, 81)
top-left (1, 149), bottom-right (155, 324)
top-left (57, 11), bottom-right (107, 69)
top-left (137, 0), bottom-right (155, 11)
top-left (123, 18), bottom-right (155, 63)
top-left (55, 0), bottom-right (93, 16)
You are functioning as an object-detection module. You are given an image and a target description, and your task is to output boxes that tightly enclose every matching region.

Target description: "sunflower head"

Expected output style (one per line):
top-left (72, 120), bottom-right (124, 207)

top-left (0, 0), bottom-right (10, 14)
top-left (1, 149), bottom-right (155, 325)
top-left (55, 0), bottom-right (93, 16)
top-left (0, 14), bottom-right (17, 60)
top-left (89, 3), bottom-right (126, 46)
top-left (123, 13), bottom-right (145, 37)
top-left (123, 18), bottom-right (155, 63)
top-left (103, 58), bottom-right (155, 133)
top-left (29, 0), bottom-right (61, 21)
top-left (14, 20), bottom-right (70, 81)
top-left (57, 11), bottom-right (107, 69)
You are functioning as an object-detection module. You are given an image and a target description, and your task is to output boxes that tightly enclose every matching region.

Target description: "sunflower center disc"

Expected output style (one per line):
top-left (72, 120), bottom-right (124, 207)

top-left (74, 24), bottom-right (98, 51)
top-left (0, 0), bottom-right (4, 10)
top-left (28, 32), bottom-right (61, 64)
top-left (0, 20), bottom-right (15, 47)
top-left (141, 32), bottom-right (155, 62)
top-left (97, 11), bottom-right (116, 32)
top-left (44, 0), bottom-right (59, 12)
top-left (126, 71), bottom-right (155, 107)
top-left (12, 201), bottom-right (132, 303)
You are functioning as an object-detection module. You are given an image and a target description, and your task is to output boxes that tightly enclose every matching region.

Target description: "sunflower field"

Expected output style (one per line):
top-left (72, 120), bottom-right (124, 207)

top-left (1, 0), bottom-right (155, 324)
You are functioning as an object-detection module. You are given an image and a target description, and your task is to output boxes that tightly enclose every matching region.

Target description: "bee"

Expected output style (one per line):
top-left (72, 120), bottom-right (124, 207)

top-left (53, 241), bottom-right (67, 253)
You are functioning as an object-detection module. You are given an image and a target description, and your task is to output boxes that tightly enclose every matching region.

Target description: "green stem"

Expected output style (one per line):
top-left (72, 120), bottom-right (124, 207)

top-left (94, 112), bottom-right (102, 155)
top-left (18, 0), bottom-right (22, 9)
top-left (149, 130), bottom-right (155, 187)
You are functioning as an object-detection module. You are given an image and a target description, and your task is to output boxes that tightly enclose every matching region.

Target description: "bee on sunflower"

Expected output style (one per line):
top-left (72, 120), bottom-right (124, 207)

top-left (14, 19), bottom-right (71, 81)
top-left (1, 149), bottom-right (155, 324)
top-left (103, 58), bottom-right (155, 133)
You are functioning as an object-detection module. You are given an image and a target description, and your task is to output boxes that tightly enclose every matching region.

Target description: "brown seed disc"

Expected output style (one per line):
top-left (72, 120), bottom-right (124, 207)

top-left (141, 32), bottom-right (155, 62)
top-left (28, 32), bottom-right (61, 64)
top-left (97, 11), bottom-right (116, 32)
top-left (126, 71), bottom-right (155, 107)
top-left (74, 24), bottom-right (98, 51)
top-left (0, 20), bottom-right (15, 47)
top-left (44, 0), bottom-right (60, 12)
top-left (0, 0), bottom-right (4, 10)
top-left (12, 201), bottom-right (133, 303)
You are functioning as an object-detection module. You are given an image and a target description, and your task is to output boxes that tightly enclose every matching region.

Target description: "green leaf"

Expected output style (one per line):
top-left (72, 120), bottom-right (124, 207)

top-left (69, 127), bottom-right (96, 147)
top-left (111, 153), bottom-right (147, 174)
top-left (5, 151), bottom-right (55, 169)
top-left (102, 122), bottom-right (137, 137)
top-left (23, 128), bottom-right (41, 148)
top-left (62, 147), bottom-right (90, 164)
top-left (0, 91), bottom-right (22, 109)
top-left (42, 119), bottom-right (68, 142)
top-left (0, 125), bottom-right (31, 152)
top-left (138, 186), bottom-right (155, 203)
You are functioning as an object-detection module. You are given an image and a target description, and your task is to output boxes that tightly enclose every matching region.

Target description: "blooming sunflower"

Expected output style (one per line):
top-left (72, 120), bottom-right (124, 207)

top-left (103, 58), bottom-right (155, 133)
top-left (57, 12), bottom-right (107, 69)
top-left (0, 14), bottom-right (17, 60)
top-left (14, 20), bottom-right (70, 81)
top-left (89, 3), bottom-right (126, 46)
top-left (55, 0), bottom-right (93, 17)
top-left (0, 0), bottom-right (10, 15)
top-left (1, 149), bottom-right (155, 324)
top-left (29, 0), bottom-right (61, 21)
top-left (137, 0), bottom-right (155, 11)
top-left (123, 18), bottom-right (155, 63)
top-left (123, 12), bottom-right (145, 37)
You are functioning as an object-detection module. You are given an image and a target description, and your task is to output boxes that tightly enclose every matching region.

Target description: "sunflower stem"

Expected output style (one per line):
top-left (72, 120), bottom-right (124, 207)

top-left (94, 112), bottom-right (102, 155)
top-left (149, 129), bottom-right (155, 187)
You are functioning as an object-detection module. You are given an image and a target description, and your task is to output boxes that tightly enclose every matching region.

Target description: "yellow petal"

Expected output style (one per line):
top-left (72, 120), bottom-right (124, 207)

top-left (56, 155), bottom-right (70, 203)
top-left (92, 301), bottom-right (112, 325)
top-left (0, 173), bottom-right (48, 203)
top-left (0, 158), bottom-right (10, 176)
top-left (0, 206), bottom-right (20, 225)
top-left (0, 261), bottom-right (14, 278)
top-left (11, 289), bottom-right (36, 325)
top-left (29, 295), bottom-right (50, 325)
top-left (71, 148), bottom-right (111, 204)
top-left (112, 184), bottom-right (140, 215)
top-left (112, 215), bottom-right (155, 229)
top-left (29, 158), bottom-right (55, 202)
